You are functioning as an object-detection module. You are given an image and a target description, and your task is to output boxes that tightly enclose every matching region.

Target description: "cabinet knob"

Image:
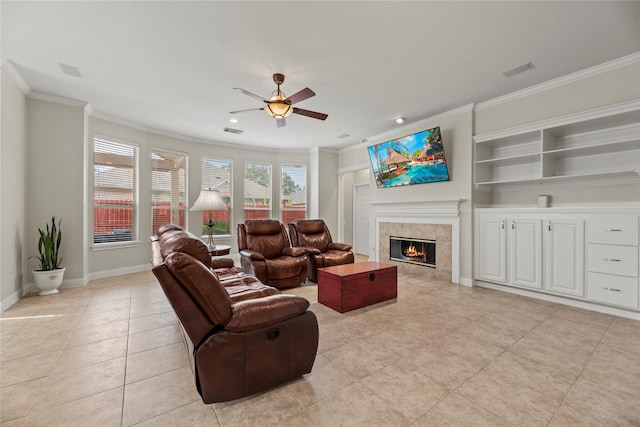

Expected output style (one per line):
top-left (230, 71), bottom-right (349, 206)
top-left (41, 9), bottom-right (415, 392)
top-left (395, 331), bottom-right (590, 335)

top-left (603, 258), bottom-right (622, 262)
top-left (604, 228), bottom-right (622, 232)
top-left (603, 287), bottom-right (621, 292)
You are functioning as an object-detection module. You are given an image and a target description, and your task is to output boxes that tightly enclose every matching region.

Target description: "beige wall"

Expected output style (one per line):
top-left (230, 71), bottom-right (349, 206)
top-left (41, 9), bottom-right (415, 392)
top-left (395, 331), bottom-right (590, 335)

top-left (1, 69), bottom-right (28, 309)
top-left (27, 98), bottom-right (87, 284)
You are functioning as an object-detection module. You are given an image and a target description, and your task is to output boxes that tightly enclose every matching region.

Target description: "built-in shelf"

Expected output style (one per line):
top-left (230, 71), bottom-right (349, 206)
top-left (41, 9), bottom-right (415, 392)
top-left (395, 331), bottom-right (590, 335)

top-left (474, 100), bottom-right (640, 190)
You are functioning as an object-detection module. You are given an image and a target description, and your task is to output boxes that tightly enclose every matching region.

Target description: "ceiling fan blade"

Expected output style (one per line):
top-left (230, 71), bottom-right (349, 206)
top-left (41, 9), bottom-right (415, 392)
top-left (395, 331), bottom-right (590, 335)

top-left (229, 107), bottom-right (264, 114)
top-left (233, 88), bottom-right (268, 103)
top-left (293, 108), bottom-right (328, 121)
top-left (286, 88), bottom-right (315, 105)
top-left (276, 118), bottom-right (286, 128)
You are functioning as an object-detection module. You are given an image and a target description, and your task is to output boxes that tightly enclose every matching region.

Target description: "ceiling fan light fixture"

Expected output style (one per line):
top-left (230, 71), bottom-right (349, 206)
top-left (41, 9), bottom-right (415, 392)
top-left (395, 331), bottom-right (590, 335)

top-left (264, 92), bottom-right (293, 119)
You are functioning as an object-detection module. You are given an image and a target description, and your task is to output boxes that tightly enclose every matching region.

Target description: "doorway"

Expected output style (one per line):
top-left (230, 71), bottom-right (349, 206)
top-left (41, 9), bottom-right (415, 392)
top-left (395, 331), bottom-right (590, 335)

top-left (353, 184), bottom-right (370, 256)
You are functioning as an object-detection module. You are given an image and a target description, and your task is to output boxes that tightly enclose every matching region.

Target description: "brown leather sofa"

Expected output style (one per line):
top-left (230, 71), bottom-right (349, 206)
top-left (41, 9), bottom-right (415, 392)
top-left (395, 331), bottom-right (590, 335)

top-left (151, 226), bottom-right (318, 403)
top-left (237, 219), bottom-right (308, 289)
top-left (288, 219), bottom-right (355, 282)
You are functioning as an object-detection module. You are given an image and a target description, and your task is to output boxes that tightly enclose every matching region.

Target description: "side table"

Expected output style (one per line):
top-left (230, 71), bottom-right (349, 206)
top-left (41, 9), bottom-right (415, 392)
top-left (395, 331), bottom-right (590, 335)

top-left (209, 244), bottom-right (231, 256)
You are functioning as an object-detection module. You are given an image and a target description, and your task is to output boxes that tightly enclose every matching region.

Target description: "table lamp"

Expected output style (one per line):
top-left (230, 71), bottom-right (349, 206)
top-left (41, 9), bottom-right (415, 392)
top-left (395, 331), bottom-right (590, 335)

top-left (190, 188), bottom-right (227, 249)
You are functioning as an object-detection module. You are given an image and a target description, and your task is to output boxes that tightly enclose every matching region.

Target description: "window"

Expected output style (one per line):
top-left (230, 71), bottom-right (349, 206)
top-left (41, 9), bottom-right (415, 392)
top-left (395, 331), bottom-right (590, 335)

top-left (201, 157), bottom-right (232, 235)
top-left (281, 164), bottom-right (307, 223)
top-left (93, 137), bottom-right (139, 245)
top-left (152, 150), bottom-right (187, 234)
top-left (244, 162), bottom-right (271, 220)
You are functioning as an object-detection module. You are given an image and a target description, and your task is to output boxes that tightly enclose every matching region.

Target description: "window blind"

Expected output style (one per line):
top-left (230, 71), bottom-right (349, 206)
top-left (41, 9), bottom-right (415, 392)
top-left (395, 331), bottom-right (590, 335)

top-left (152, 150), bottom-right (187, 234)
top-left (93, 137), bottom-right (139, 244)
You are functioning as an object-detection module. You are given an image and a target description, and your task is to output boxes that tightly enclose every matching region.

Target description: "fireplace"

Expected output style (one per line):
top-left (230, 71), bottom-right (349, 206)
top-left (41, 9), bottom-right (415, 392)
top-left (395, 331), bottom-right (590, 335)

top-left (389, 236), bottom-right (436, 267)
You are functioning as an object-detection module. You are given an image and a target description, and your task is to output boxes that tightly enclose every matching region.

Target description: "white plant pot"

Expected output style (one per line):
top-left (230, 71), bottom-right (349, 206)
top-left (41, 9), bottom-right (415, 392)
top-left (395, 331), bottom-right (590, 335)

top-left (32, 268), bottom-right (65, 296)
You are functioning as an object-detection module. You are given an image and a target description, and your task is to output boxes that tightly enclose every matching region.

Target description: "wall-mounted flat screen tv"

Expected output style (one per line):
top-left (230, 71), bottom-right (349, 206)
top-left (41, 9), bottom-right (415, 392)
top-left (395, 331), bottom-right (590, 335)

top-left (367, 126), bottom-right (450, 188)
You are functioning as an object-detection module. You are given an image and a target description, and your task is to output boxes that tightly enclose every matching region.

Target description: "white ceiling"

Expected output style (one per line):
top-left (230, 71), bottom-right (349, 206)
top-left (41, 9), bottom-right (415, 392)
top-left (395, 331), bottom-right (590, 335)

top-left (3, 1), bottom-right (639, 151)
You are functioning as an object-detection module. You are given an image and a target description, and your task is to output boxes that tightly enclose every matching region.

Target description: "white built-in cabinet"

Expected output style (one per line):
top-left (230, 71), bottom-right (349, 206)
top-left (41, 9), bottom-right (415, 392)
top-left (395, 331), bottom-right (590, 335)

top-left (544, 220), bottom-right (584, 297)
top-left (476, 212), bottom-right (582, 296)
top-left (473, 100), bottom-right (640, 190)
top-left (475, 207), bottom-right (640, 316)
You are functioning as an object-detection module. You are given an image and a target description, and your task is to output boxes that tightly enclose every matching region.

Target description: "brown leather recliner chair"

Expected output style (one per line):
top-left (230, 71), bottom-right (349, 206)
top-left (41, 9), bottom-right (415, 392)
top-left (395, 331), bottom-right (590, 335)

top-left (288, 219), bottom-right (355, 282)
top-left (237, 219), bottom-right (308, 289)
top-left (151, 230), bottom-right (318, 403)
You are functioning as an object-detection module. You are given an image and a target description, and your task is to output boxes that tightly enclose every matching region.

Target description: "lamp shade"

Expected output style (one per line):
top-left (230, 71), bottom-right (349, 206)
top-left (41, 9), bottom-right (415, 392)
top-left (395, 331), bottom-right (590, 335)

top-left (264, 92), bottom-right (293, 119)
top-left (190, 189), bottom-right (227, 211)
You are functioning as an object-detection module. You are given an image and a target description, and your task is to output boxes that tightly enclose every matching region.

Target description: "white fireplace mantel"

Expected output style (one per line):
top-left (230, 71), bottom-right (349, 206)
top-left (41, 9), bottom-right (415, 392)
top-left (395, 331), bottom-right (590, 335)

top-left (371, 199), bottom-right (462, 284)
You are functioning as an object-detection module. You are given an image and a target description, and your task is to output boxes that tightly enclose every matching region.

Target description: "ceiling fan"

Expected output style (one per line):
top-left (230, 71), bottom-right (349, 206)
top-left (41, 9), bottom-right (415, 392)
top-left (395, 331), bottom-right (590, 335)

top-left (230, 73), bottom-right (328, 128)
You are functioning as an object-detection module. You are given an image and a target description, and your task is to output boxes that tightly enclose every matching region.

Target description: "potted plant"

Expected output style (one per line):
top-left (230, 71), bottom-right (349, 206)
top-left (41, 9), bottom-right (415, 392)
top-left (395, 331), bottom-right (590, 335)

top-left (30, 216), bottom-right (65, 295)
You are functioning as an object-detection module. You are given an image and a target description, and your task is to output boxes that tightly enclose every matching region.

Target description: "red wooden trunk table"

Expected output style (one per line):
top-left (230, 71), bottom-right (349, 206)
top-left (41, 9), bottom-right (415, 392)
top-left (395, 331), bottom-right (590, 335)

top-left (317, 262), bottom-right (398, 313)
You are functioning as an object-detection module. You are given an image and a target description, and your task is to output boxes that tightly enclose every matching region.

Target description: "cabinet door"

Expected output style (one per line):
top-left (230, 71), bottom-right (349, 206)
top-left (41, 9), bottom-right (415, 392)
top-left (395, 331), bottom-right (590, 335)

top-left (477, 216), bottom-right (507, 283)
top-left (545, 219), bottom-right (585, 297)
top-left (509, 219), bottom-right (543, 289)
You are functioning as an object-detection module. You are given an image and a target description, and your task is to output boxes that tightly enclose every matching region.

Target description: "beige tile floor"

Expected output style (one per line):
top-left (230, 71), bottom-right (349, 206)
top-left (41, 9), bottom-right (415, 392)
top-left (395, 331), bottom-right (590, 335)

top-left (1, 267), bottom-right (639, 426)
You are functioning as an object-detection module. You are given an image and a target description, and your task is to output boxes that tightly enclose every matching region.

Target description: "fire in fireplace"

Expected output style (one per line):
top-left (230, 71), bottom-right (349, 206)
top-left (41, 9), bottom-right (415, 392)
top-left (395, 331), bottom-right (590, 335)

top-left (389, 236), bottom-right (435, 267)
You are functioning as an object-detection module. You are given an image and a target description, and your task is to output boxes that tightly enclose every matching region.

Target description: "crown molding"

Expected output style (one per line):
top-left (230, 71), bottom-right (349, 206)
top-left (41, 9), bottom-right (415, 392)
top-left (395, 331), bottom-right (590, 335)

top-left (473, 99), bottom-right (640, 142)
top-left (90, 111), bottom-right (309, 154)
top-left (475, 51), bottom-right (640, 111)
top-left (337, 163), bottom-right (370, 175)
top-left (340, 103), bottom-right (475, 153)
top-left (1, 59), bottom-right (31, 94)
top-left (28, 91), bottom-right (89, 108)
top-left (309, 146), bottom-right (339, 154)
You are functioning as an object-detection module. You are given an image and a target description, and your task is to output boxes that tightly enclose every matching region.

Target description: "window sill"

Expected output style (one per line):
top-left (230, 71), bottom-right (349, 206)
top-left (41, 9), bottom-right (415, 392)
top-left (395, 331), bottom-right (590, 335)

top-left (199, 234), bottom-right (234, 241)
top-left (92, 241), bottom-right (142, 251)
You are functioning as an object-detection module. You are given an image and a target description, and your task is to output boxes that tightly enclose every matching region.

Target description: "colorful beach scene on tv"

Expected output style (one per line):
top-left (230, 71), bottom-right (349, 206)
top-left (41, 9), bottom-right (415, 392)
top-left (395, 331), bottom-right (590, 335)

top-left (367, 127), bottom-right (450, 188)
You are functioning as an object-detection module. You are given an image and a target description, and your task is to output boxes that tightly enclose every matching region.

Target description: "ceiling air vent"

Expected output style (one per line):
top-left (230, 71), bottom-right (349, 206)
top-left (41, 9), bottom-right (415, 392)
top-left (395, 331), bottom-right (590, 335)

top-left (502, 62), bottom-right (535, 78)
top-left (59, 63), bottom-right (85, 79)
top-left (224, 127), bottom-right (243, 135)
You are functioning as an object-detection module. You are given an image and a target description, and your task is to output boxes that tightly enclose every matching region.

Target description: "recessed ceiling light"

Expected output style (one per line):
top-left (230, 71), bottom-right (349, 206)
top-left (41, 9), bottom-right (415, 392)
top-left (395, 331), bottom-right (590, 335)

top-left (395, 117), bottom-right (405, 124)
top-left (229, 118), bottom-right (238, 123)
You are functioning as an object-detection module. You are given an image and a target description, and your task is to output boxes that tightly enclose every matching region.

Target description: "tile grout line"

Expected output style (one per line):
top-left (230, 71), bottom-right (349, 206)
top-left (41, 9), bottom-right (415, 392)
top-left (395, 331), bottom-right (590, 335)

top-left (543, 315), bottom-right (616, 426)
top-left (120, 287), bottom-right (135, 427)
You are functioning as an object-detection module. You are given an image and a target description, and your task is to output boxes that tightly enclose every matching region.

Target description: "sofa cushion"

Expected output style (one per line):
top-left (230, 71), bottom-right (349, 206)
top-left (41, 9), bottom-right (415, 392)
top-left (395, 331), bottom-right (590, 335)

top-left (157, 224), bottom-right (184, 238)
top-left (166, 252), bottom-right (232, 325)
top-left (293, 219), bottom-right (325, 234)
top-left (244, 220), bottom-right (289, 260)
top-left (159, 230), bottom-right (212, 267)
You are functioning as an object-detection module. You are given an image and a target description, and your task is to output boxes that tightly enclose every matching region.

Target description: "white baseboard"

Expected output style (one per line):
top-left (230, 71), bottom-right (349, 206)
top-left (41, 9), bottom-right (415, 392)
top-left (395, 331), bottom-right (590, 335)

top-left (475, 280), bottom-right (640, 321)
top-left (459, 277), bottom-right (473, 287)
top-left (88, 264), bottom-right (151, 281)
top-left (1, 289), bottom-right (22, 312)
top-left (14, 264), bottom-right (151, 307)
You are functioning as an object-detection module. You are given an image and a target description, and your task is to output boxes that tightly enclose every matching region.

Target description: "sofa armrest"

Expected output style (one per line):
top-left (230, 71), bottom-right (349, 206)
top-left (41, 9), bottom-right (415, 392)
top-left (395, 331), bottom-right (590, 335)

top-left (211, 257), bottom-right (235, 269)
top-left (239, 249), bottom-right (266, 261)
top-left (282, 247), bottom-right (308, 257)
top-left (328, 242), bottom-right (352, 251)
top-left (225, 294), bottom-right (310, 332)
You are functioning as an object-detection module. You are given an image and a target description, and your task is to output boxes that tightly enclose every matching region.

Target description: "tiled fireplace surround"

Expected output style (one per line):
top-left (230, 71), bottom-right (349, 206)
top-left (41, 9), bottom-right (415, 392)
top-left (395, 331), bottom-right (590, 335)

top-left (372, 200), bottom-right (461, 284)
